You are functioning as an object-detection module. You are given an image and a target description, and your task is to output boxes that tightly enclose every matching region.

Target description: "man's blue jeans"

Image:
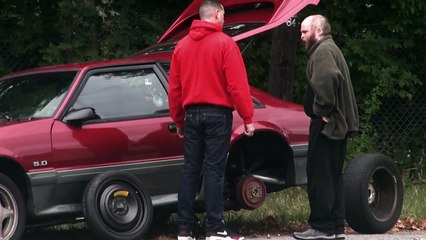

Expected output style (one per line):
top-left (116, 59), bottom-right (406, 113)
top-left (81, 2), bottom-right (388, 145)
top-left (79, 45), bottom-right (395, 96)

top-left (177, 104), bottom-right (233, 232)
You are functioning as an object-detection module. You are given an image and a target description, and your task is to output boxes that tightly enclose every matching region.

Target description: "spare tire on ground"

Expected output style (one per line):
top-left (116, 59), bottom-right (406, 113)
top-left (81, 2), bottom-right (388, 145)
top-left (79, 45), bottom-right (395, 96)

top-left (82, 170), bottom-right (153, 240)
top-left (344, 154), bottom-right (404, 234)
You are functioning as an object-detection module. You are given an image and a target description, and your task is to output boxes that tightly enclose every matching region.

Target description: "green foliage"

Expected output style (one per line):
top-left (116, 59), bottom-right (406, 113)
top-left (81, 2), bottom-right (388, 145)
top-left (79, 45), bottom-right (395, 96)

top-left (228, 181), bottom-right (426, 230)
top-left (27, 181), bottom-right (426, 237)
top-left (298, 0), bottom-right (425, 171)
top-left (0, 0), bottom-right (189, 71)
top-left (225, 187), bottom-right (310, 232)
top-left (40, 0), bottom-right (172, 65)
top-left (0, 0), bottom-right (56, 73)
top-left (401, 180), bottom-right (426, 219)
top-left (240, 33), bottom-right (273, 91)
top-left (40, 1), bottom-right (99, 64)
top-left (0, 0), bottom-right (424, 178)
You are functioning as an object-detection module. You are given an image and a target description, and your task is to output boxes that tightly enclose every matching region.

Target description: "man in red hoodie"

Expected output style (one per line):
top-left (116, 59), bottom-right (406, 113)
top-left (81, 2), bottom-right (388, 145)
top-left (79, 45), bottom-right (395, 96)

top-left (168, 1), bottom-right (255, 239)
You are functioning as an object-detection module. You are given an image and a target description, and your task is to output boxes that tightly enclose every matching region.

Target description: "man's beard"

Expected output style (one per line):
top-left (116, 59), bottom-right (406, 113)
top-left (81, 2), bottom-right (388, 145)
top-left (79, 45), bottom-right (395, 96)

top-left (305, 37), bottom-right (317, 51)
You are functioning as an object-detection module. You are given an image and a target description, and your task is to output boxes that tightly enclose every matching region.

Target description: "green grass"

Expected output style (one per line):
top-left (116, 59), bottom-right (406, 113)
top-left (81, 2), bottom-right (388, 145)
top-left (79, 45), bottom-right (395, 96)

top-left (401, 181), bottom-right (426, 219)
top-left (224, 187), bottom-right (310, 233)
top-left (25, 181), bottom-right (425, 239)
top-left (225, 181), bottom-right (426, 232)
top-left (34, 180), bottom-right (425, 238)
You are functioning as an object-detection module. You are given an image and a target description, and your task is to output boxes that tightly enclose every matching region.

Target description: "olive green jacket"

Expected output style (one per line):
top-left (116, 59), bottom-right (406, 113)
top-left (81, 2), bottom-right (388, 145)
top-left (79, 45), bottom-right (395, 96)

top-left (306, 35), bottom-right (359, 140)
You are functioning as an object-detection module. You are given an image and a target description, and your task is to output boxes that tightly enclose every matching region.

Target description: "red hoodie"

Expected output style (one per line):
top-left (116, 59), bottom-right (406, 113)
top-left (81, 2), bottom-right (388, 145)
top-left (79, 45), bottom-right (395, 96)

top-left (168, 20), bottom-right (254, 128)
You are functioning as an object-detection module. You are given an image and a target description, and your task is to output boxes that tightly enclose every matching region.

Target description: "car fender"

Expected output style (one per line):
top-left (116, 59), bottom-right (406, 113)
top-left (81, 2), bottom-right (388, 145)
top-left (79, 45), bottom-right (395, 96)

top-left (230, 121), bottom-right (288, 145)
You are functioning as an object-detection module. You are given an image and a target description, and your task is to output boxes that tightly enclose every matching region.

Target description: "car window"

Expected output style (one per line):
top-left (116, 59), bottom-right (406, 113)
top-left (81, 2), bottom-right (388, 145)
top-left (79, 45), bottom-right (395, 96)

top-left (159, 62), bottom-right (170, 75)
top-left (71, 68), bottom-right (169, 119)
top-left (0, 71), bottom-right (76, 120)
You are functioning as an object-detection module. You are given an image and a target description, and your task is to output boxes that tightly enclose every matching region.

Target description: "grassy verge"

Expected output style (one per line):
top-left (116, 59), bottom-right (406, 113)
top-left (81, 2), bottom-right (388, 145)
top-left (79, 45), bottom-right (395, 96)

top-left (225, 180), bottom-right (426, 233)
top-left (225, 187), bottom-right (309, 234)
top-left (33, 180), bottom-right (425, 239)
top-left (401, 180), bottom-right (426, 219)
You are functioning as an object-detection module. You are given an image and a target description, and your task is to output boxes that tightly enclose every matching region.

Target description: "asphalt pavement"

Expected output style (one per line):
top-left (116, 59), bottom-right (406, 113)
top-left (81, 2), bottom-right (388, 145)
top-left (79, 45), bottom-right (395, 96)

top-left (22, 227), bottom-right (426, 240)
top-left (246, 231), bottom-right (426, 240)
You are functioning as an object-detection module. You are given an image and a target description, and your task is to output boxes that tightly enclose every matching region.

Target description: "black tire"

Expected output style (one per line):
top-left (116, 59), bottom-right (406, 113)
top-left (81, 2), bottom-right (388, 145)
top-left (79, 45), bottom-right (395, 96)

top-left (82, 171), bottom-right (153, 240)
top-left (343, 154), bottom-right (403, 234)
top-left (0, 172), bottom-right (26, 240)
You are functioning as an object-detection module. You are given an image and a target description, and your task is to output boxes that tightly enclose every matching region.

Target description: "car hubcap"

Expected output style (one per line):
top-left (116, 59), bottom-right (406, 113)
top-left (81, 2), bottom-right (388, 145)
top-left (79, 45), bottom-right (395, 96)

top-left (99, 184), bottom-right (142, 231)
top-left (0, 185), bottom-right (18, 239)
top-left (111, 197), bottom-right (129, 216)
top-left (367, 183), bottom-right (376, 205)
top-left (368, 168), bottom-right (398, 221)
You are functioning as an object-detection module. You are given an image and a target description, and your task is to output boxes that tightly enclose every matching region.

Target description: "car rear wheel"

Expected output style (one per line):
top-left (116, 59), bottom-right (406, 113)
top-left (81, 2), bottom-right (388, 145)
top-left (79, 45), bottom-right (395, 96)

top-left (0, 172), bottom-right (26, 240)
top-left (236, 175), bottom-right (266, 210)
top-left (343, 154), bottom-right (403, 233)
top-left (82, 171), bottom-right (153, 240)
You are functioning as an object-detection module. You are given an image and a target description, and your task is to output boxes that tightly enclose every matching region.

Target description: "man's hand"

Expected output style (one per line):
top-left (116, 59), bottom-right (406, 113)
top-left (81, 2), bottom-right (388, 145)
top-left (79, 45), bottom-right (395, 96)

top-left (177, 127), bottom-right (184, 138)
top-left (244, 123), bottom-right (255, 137)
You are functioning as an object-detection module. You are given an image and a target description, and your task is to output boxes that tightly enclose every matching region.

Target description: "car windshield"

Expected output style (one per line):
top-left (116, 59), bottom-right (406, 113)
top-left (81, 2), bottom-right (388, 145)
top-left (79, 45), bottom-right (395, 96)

top-left (0, 71), bottom-right (76, 120)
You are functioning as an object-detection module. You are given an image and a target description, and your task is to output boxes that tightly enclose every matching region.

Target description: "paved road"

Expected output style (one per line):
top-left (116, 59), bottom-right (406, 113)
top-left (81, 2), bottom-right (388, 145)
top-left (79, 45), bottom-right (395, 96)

top-left (247, 231), bottom-right (426, 240)
top-left (23, 229), bottom-right (426, 240)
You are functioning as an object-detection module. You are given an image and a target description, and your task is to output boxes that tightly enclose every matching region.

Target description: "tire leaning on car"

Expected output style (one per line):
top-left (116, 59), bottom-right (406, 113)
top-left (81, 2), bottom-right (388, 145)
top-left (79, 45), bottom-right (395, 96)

top-left (343, 154), bottom-right (404, 234)
top-left (82, 170), bottom-right (153, 240)
top-left (0, 172), bottom-right (26, 240)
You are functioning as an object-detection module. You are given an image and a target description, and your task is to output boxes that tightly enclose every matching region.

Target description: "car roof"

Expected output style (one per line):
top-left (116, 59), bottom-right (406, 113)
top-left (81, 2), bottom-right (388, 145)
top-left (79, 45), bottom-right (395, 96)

top-left (0, 52), bottom-right (172, 80)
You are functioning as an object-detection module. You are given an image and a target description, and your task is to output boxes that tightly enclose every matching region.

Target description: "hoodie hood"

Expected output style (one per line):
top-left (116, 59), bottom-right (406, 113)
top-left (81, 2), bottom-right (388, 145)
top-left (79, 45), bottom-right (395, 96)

top-left (189, 20), bottom-right (223, 41)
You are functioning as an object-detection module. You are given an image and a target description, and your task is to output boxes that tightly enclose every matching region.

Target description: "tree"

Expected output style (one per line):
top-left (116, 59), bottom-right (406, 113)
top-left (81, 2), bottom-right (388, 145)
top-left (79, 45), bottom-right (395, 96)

top-left (0, 0), bottom-right (424, 174)
top-left (299, 0), bottom-right (425, 172)
top-left (263, 0), bottom-right (424, 173)
top-left (267, 17), bottom-right (299, 100)
top-left (0, 0), bottom-right (190, 73)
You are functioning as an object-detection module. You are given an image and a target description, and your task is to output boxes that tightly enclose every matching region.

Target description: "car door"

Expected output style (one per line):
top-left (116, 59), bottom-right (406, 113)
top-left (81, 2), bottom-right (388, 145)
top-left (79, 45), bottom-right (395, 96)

top-left (51, 64), bottom-right (183, 197)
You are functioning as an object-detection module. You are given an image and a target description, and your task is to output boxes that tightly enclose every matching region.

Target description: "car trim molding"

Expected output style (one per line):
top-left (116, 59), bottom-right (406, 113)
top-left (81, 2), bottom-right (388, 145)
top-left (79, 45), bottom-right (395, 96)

top-left (28, 158), bottom-right (183, 181)
top-left (26, 158), bottom-right (183, 218)
top-left (290, 143), bottom-right (308, 185)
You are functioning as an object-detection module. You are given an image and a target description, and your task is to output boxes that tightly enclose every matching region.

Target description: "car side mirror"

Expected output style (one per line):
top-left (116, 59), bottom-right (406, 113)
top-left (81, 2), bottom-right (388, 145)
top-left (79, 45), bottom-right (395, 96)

top-left (63, 107), bottom-right (100, 126)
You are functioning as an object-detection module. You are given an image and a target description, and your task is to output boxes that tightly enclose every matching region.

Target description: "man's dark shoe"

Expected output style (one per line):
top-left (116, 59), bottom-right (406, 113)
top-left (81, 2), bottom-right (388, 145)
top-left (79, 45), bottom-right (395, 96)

top-left (293, 228), bottom-right (335, 240)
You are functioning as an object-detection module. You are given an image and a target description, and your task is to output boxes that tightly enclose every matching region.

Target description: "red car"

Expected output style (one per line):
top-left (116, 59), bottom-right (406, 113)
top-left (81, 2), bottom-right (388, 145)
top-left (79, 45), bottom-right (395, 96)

top-left (0, 0), bottom-right (403, 240)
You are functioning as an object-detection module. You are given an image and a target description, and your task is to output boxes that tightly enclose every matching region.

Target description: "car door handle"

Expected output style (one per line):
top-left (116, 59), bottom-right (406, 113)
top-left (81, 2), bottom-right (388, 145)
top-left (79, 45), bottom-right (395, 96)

top-left (168, 123), bottom-right (177, 133)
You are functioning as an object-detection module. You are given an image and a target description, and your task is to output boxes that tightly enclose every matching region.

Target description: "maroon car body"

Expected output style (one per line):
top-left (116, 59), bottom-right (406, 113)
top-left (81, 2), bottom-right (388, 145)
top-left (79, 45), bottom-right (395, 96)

top-left (0, 0), bottom-right (405, 239)
top-left (0, 61), bottom-right (310, 240)
top-left (1, 0), bottom-right (404, 240)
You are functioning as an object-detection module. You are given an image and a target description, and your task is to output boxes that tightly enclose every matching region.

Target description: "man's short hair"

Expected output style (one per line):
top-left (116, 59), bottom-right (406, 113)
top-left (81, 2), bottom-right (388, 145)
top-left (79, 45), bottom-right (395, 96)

top-left (311, 15), bottom-right (331, 36)
top-left (199, 0), bottom-right (223, 20)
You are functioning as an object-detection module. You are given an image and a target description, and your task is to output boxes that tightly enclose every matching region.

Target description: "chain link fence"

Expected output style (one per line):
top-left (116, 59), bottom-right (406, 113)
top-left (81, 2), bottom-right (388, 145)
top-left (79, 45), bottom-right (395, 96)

top-left (372, 92), bottom-right (425, 152)
top-left (371, 87), bottom-right (425, 174)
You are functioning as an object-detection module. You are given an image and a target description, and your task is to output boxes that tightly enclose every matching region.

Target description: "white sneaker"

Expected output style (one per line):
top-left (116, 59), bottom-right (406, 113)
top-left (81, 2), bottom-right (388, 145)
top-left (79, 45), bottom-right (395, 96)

top-left (178, 230), bottom-right (196, 240)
